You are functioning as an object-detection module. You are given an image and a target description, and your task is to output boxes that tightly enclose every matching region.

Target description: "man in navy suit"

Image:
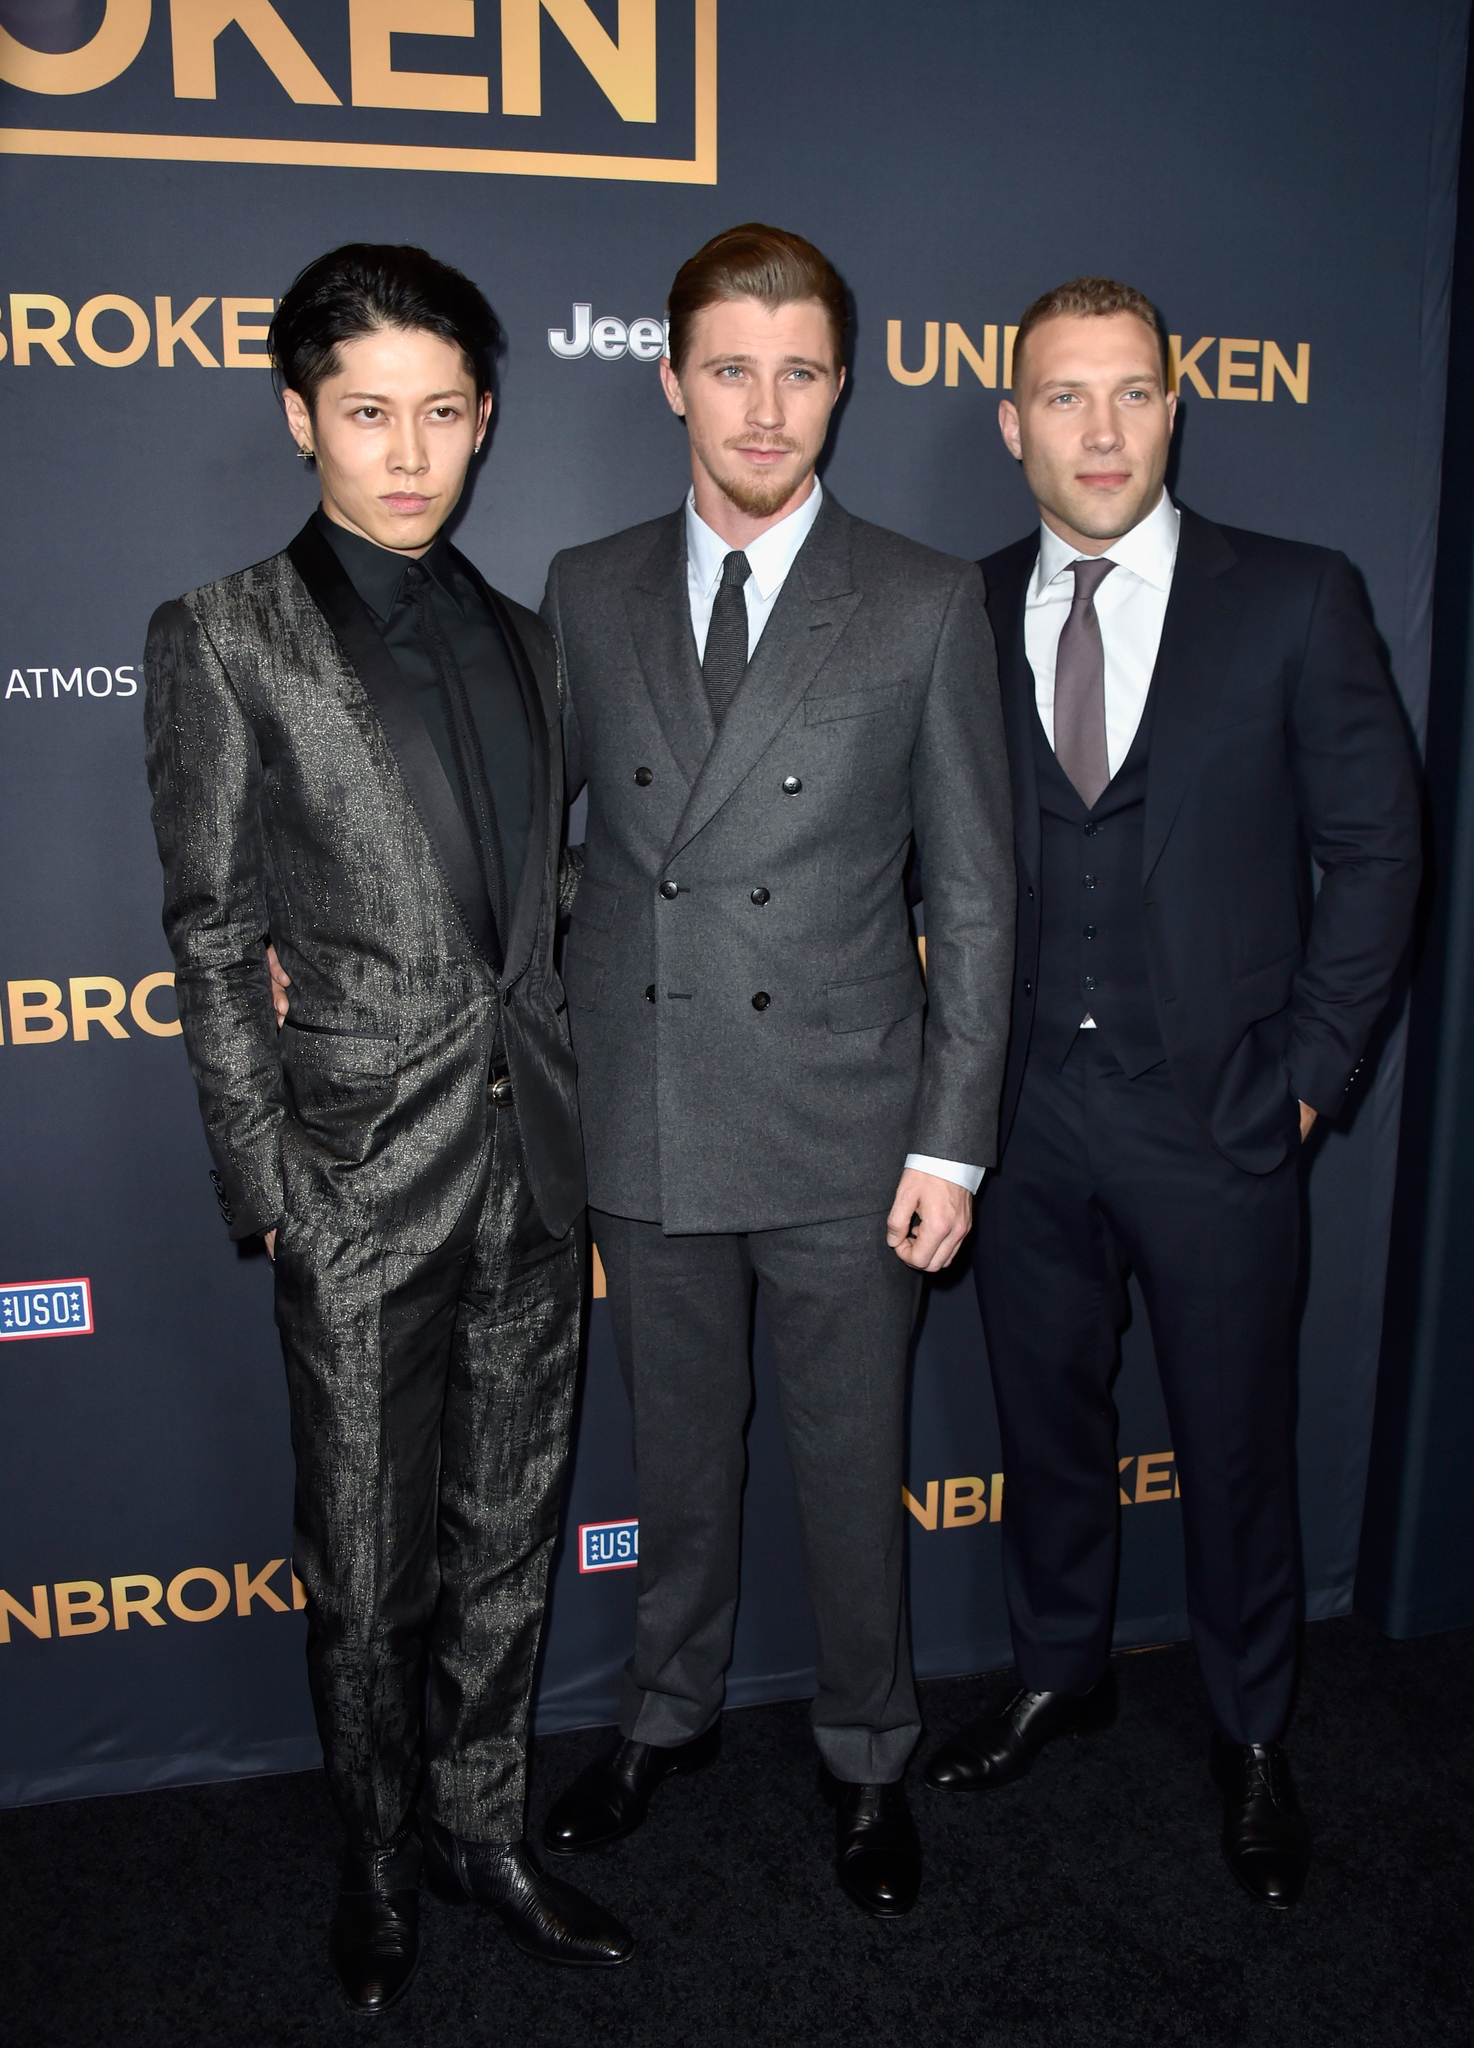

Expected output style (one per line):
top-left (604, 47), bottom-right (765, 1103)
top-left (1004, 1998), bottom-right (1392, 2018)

top-left (924, 277), bottom-right (1421, 1907)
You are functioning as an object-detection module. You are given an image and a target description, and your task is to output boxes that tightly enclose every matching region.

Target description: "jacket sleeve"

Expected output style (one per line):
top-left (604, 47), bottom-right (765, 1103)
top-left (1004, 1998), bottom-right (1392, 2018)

top-left (541, 553), bottom-right (586, 803)
top-left (1285, 552), bottom-right (1422, 1116)
top-left (143, 597), bottom-right (289, 1239)
top-left (909, 563), bottom-right (1017, 1168)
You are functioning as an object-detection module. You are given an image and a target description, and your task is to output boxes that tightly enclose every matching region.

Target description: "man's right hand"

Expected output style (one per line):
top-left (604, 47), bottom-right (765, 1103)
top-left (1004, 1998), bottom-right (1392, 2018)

top-left (267, 943), bottom-right (291, 1028)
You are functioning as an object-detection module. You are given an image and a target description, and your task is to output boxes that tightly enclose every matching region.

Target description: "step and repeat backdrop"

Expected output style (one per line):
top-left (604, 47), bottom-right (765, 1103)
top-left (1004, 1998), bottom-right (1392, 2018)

top-left (0, 0), bottom-right (1464, 1803)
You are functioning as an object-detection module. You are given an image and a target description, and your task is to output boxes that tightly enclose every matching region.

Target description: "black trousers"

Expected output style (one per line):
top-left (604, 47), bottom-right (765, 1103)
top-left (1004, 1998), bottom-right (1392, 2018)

top-left (975, 1032), bottom-right (1300, 1746)
top-left (274, 1097), bottom-right (582, 1848)
top-left (592, 1208), bottom-right (922, 1785)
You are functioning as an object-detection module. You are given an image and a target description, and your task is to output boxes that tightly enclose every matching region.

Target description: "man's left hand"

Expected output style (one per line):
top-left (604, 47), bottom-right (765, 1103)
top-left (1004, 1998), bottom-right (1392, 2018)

top-left (886, 1169), bottom-right (973, 1273)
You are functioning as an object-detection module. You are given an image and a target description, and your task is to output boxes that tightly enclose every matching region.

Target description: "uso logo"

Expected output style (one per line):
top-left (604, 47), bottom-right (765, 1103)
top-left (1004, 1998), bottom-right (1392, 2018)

top-left (0, 1279), bottom-right (93, 1341)
top-left (578, 1519), bottom-right (638, 1573)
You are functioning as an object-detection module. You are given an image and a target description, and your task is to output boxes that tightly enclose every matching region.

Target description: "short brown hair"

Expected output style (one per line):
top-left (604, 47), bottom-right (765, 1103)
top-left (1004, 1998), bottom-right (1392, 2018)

top-left (1012, 276), bottom-right (1169, 387)
top-left (667, 223), bottom-right (848, 375)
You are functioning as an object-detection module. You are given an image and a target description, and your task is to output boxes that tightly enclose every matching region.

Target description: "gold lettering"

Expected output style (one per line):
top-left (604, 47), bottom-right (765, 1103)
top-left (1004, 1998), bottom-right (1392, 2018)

top-left (75, 294), bottom-right (151, 366)
top-left (590, 1242), bottom-right (607, 1298)
top-left (1262, 339), bottom-right (1310, 404)
top-left (171, 0), bottom-right (340, 103)
top-left (502, 0), bottom-right (657, 121)
top-left (166, 1568), bottom-right (231, 1621)
top-left (0, 1585), bottom-right (52, 1643)
top-left (129, 971), bottom-right (183, 1036)
top-left (350, 0), bottom-right (487, 114)
top-left (9, 295), bottom-right (74, 367)
top-left (1169, 334), bottom-right (1214, 399)
top-left (990, 1471), bottom-right (1003, 1522)
top-left (1002, 325), bottom-right (1018, 389)
top-left (7, 980), bottom-right (68, 1044)
top-left (1217, 338), bottom-right (1260, 400)
top-left (1118, 1454), bottom-right (1133, 1505)
top-left (902, 1480), bottom-right (939, 1530)
top-left (234, 1559), bottom-right (289, 1615)
top-left (70, 977), bottom-right (130, 1041)
top-left (1135, 1452), bottom-right (1175, 1503)
top-left (0, 0), bottom-right (150, 96)
top-left (111, 1575), bottom-right (167, 1629)
top-left (945, 320), bottom-right (996, 389)
top-left (221, 297), bottom-right (273, 367)
top-left (54, 1581), bottom-right (110, 1636)
top-left (943, 1476), bottom-right (987, 1527)
top-left (155, 296), bottom-right (220, 367)
top-left (886, 319), bottom-right (938, 386)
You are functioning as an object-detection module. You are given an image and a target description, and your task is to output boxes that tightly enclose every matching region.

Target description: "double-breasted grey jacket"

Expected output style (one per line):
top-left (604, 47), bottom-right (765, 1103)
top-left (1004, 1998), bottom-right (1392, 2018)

top-left (144, 519), bottom-right (585, 1253)
top-left (543, 491), bottom-right (1015, 1233)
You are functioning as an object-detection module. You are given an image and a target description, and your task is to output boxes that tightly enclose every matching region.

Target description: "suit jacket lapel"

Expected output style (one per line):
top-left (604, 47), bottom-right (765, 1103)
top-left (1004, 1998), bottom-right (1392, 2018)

top-left (624, 513), bottom-right (714, 787)
top-left (986, 537), bottom-right (1043, 886)
top-left (667, 493), bottom-right (862, 862)
top-left (285, 519), bottom-right (500, 971)
top-left (1142, 506), bottom-right (1241, 877)
top-left (452, 548), bottom-right (554, 985)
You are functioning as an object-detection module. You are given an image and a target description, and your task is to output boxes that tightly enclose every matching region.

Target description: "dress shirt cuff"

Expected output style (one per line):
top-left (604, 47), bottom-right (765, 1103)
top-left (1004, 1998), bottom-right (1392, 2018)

top-left (904, 1154), bottom-right (985, 1194)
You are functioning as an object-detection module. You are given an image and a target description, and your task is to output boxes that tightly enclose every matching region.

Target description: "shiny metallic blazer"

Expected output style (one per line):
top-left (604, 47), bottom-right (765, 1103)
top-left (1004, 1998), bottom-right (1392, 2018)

top-left (144, 518), bottom-right (584, 1252)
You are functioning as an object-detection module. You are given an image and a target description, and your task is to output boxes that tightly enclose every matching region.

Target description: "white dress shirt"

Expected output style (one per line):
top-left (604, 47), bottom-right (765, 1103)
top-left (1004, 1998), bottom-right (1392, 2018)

top-left (685, 479), bottom-right (825, 660)
top-left (1026, 488), bottom-right (1181, 773)
top-left (1026, 489), bottom-right (1181, 1032)
top-left (683, 481), bottom-right (980, 1197)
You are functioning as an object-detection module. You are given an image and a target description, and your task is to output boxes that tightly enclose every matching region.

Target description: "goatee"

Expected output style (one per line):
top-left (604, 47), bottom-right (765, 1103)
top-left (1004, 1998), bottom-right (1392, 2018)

top-left (715, 459), bottom-right (814, 520)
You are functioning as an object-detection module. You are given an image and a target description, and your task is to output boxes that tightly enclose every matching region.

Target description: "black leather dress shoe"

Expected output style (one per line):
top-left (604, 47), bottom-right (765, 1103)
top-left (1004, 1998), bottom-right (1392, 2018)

top-left (542, 1721), bottom-right (720, 1855)
top-left (925, 1667), bottom-right (1117, 1792)
top-left (328, 1833), bottom-right (421, 2015)
top-left (1210, 1734), bottom-right (1311, 1908)
top-left (422, 1822), bottom-right (635, 1966)
top-left (819, 1765), bottom-right (922, 1918)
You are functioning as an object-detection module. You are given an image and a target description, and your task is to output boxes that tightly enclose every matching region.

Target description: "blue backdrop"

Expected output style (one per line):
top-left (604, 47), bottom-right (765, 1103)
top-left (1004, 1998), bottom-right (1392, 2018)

top-left (0, 0), bottom-right (1463, 1803)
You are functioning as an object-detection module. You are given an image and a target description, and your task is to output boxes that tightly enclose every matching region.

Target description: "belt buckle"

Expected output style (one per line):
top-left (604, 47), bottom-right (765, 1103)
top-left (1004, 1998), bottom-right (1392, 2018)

top-left (489, 1073), bottom-right (514, 1107)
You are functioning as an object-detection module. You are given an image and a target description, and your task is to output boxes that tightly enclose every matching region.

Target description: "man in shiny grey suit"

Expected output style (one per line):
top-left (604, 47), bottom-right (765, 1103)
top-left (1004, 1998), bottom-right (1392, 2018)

top-left (539, 225), bottom-right (1015, 1917)
top-left (144, 245), bottom-right (631, 2014)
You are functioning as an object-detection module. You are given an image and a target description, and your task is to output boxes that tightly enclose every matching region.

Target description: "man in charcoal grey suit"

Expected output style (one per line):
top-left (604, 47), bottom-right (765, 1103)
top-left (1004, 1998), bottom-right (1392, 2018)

top-left (537, 224), bottom-right (1015, 1916)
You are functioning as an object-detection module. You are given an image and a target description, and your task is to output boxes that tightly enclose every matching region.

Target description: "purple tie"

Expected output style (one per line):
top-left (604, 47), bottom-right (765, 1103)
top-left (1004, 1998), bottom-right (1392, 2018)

top-left (1053, 557), bottom-right (1116, 808)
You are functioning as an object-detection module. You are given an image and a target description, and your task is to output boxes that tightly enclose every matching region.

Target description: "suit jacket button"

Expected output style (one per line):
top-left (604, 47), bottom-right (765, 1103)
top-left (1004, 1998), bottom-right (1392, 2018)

top-left (634, 766), bottom-right (654, 786)
top-left (1026, 886), bottom-right (1035, 901)
top-left (659, 879), bottom-right (679, 899)
top-left (1083, 924), bottom-right (1098, 939)
top-left (750, 887), bottom-right (770, 905)
top-left (1024, 980), bottom-right (1033, 997)
top-left (781, 776), bottom-right (802, 794)
top-left (645, 984), bottom-right (656, 1002)
top-left (751, 991), bottom-right (771, 1010)
top-left (1083, 975), bottom-right (1097, 992)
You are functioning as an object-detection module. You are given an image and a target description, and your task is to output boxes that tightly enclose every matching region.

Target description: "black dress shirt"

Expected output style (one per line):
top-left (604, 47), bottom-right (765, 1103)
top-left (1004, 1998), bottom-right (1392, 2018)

top-left (317, 512), bottom-right (532, 950)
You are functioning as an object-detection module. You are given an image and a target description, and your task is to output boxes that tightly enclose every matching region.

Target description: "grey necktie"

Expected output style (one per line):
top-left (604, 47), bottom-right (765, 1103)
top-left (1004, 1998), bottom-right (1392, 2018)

top-left (1053, 557), bottom-right (1116, 808)
top-left (703, 550), bottom-right (752, 723)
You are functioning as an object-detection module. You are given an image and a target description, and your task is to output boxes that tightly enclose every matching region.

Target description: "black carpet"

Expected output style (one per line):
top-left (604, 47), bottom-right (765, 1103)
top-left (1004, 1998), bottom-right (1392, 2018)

top-left (5, 1617), bottom-right (1471, 2048)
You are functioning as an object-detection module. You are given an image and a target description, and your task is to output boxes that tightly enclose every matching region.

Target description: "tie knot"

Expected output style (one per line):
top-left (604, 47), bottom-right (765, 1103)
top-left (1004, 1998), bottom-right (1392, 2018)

top-left (1069, 557), bottom-right (1116, 602)
top-left (721, 550), bottom-right (752, 590)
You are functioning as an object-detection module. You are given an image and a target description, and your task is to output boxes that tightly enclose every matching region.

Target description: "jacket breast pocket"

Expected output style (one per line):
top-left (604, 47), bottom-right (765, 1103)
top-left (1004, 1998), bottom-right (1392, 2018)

top-left (279, 1022), bottom-right (397, 1074)
top-left (569, 875), bottom-right (620, 932)
top-left (826, 963), bottom-right (926, 1033)
top-left (804, 684), bottom-right (905, 725)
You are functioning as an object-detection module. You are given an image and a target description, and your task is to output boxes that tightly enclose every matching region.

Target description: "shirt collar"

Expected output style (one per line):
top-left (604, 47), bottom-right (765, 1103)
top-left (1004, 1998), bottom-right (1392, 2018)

top-left (316, 509), bottom-right (463, 621)
top-left (685, 478), bottom-right (824, 602)
top-left (1032, 488), bottom-right (1180, 599)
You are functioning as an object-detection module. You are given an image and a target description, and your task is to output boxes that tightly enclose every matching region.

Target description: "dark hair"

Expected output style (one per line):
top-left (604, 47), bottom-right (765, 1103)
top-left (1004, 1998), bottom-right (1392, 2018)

top-left (268, 243), bottom-right (499, 412)
top-left (1012, 276), bottom-right (1169, 387)
top-left (667, 223), bottom-right (848, 375)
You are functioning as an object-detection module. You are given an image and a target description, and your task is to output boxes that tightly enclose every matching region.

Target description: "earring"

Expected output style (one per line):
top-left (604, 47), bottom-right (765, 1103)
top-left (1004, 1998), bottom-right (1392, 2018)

top-left (474, 439), bottom-right (484, 453)
top-left (296, 443), bottom-right (315, 462)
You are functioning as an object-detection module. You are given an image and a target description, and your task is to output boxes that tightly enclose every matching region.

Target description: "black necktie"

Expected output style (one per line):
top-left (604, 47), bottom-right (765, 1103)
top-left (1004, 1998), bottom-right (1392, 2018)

top-left (1053, 557), bottom-right (1116, 808)
top-left (402, 562), bottom-right (509, 959)
top-left (703, 551), bottom-right (752, 724)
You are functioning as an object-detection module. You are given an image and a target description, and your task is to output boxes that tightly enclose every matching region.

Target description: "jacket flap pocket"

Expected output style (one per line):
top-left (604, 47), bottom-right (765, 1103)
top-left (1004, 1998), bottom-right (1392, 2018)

top-left (826, 963), bottom-right (925, 1033)
top-left (804, 684), bottom-right (904, 725)
top-left (570, 874), bottom-right (620, 932)
top-left (280, 1022), bottom-right (397, 1074)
